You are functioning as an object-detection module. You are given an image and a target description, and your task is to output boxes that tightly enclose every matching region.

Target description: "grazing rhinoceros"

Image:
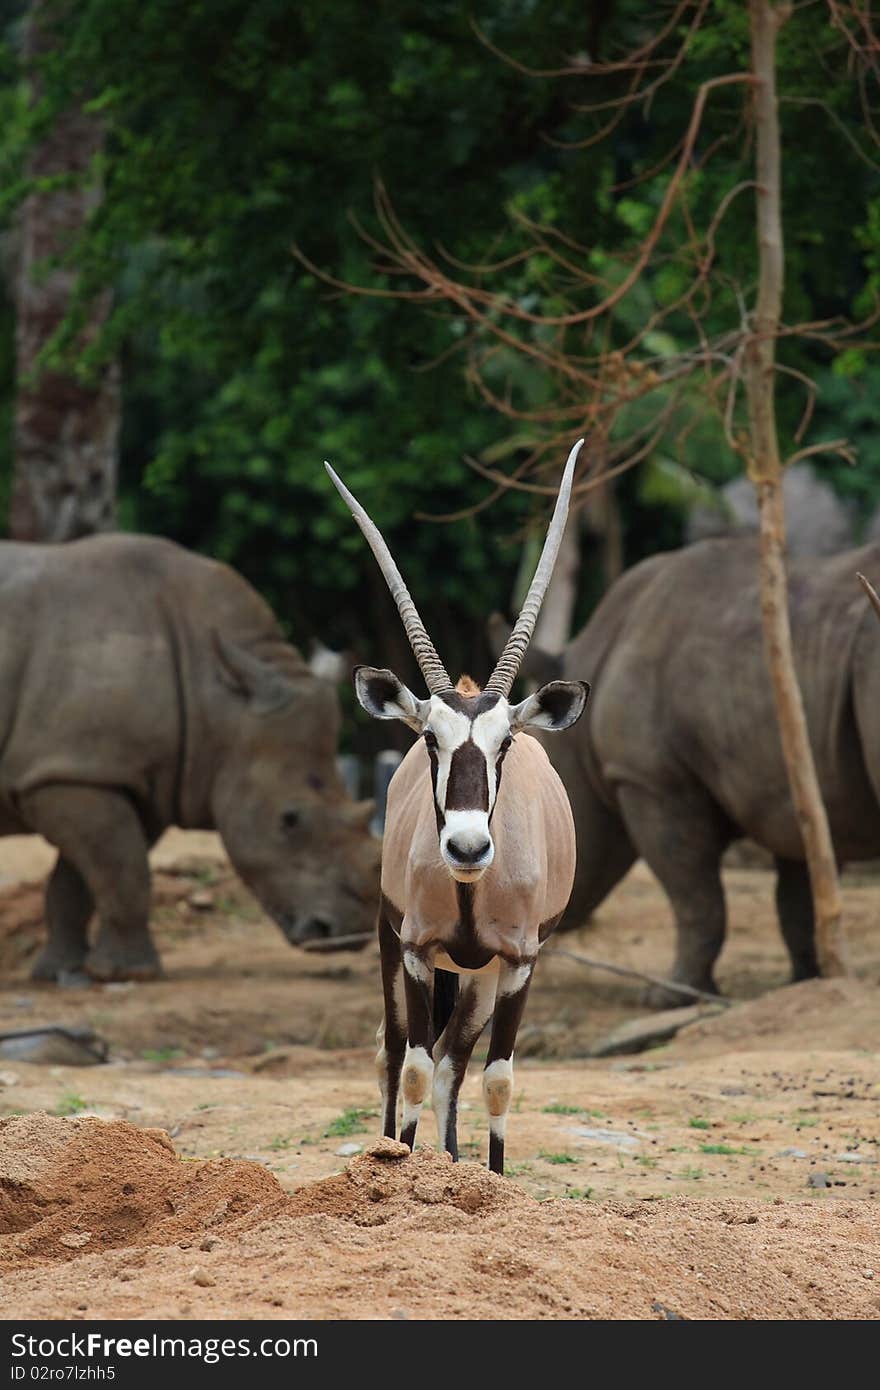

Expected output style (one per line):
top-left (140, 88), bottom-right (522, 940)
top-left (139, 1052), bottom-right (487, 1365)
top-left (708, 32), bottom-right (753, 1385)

top-left (0, 533), bottom-right (380, 982)
top-left (503, 537), bottom-right (880, 1004)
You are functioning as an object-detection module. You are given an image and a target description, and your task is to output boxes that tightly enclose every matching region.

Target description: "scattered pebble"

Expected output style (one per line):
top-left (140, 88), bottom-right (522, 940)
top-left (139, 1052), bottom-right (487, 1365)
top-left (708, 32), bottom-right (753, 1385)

top-left (0, 1070), bottom-right (19, 1087)
top-left (570, 1126), bottom-right (646, 1151)
top-left (808, 1172), bottom-right (829, 1189)
top-left (191, 1267), bottom-right (216, 1287)
top-left (835, 1152), bottom-right (876, 1164)
top-left (862, 1269), bottom-right (875, 1280)
top-left (189, 890), bottom-right (214, 911)
top-left (336, 1142), bottom-right (362, 1157)
top-left (777, 1148), bottom-right (807, 1159)
top-left (199, 1237), bottom-right (218, 1253)
top-left (59, 1232), bottom-right (92, 1248)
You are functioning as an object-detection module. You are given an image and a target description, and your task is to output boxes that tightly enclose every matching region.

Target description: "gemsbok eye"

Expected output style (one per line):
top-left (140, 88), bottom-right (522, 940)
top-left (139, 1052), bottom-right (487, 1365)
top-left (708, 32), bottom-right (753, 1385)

top-left (281, 809), bottom-right (300, 831)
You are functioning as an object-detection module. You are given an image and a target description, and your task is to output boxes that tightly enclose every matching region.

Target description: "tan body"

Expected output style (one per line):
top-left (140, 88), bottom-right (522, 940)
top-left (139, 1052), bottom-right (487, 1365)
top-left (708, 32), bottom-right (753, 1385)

top-left (382, 732), bottom-right (575, 967)
top-left (325, 439), bottom-right (588, 1173)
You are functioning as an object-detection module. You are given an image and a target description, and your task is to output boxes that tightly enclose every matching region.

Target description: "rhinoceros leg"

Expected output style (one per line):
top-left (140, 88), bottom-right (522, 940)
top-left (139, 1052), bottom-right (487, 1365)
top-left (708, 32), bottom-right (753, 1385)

top-left (19, 784), bottom-right (161, 982)
top-left (774, 856), bottom-right (820, 982)
top-left (616, 781), bottom-right (730, 1007)
top-left (31, 855), bottom-right (94, 982)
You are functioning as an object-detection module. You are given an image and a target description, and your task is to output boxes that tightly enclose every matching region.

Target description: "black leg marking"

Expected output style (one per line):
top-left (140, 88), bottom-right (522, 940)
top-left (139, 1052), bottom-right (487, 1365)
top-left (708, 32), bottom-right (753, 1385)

top-left (377, 913), bottom-right (405, 1139)
top-left (399, 947), bottom-right (435, 1152)
top-left (432, 972), bottom-right (497, 1160)
top-left (483, 959), bottom-right (534, 1176)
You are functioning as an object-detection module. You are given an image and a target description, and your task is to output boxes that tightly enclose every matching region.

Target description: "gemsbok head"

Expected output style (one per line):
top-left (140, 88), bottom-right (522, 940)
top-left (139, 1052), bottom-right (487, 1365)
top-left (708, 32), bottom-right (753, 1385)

top-left (325, 440), bottom-right (589, 1175)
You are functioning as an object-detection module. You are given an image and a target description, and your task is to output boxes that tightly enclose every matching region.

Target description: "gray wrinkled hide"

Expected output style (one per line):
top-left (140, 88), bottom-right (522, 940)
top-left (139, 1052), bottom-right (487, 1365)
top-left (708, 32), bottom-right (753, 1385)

top-left (687, 464), bottom-right (855, 557)
top-left (537, 537), bottom-right (880, 1005)
top-left (0, 533), bottom-right (379, 982)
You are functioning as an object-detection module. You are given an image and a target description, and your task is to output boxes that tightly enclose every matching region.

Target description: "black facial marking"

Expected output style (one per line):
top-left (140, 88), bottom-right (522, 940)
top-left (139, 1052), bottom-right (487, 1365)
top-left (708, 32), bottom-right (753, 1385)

top-left (445, 740), bottom-right (489, 812)
top-left (426, 743), bottom-right (444, 833)
top-left (439, 690), bottom-right (501, 716)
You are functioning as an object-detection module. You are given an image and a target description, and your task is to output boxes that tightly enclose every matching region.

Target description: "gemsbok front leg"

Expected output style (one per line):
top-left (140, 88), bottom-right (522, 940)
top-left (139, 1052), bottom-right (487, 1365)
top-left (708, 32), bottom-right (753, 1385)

top-left (400, 946), bottom-right (436, 1152)
top-left (377, 912), bottom-right (406, 1139)
top-left (432, 972), bottom-right (498, 1160)
top-left (483, 957), bottom-right (535, 1175)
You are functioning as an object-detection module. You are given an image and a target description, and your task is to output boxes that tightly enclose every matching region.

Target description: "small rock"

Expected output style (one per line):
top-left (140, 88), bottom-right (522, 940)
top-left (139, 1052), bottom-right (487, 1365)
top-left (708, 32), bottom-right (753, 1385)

top-left (59, 1232), bottom-right (91, 1248)
top-left (777, 1148), bottom-right (807, 1159)
top-left (12, 996), bottom-right (33, 1010)
top-left (336, 1142), bottom-right (362, 1157)
top-left (571, 1126), bottom-right (648, 1151)
top-left (365, 1137), bottom-right (410, 1161)
top-left (835, 1152), bottom-right (877, 1164)
top-left (862, 1269), bottom-right (875, 1280)
top-left (191, 1267), bottom-right (216, 1287)
top-left (189, 890), bottom-right (214, 911)
top-left (390, 1309), bottom-right (409, 1320)
top-left (0, 1070), bottom-right (19, 1087)
top-left (103, 981), bottom-right (136, 995)
top-left (808, 1172), bottom-right (829, 1189)
top-left (117, 1272), bottom-right (133, 1282)
top-left (199, 1236), bottom-right (218, 1253)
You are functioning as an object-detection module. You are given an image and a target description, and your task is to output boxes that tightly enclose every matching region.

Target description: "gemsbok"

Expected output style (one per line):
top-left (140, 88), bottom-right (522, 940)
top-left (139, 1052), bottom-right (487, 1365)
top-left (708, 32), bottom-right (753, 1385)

top-left (325, 440), bottom-right (589, 1174)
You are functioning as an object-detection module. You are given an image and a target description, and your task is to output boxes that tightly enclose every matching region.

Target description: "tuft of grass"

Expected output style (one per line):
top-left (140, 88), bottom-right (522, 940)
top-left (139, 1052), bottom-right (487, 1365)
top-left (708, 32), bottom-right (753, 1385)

top-left (681, 1166), bottom-right (704, 1181)
top-left (323, 1107), bottom-right (377, 1138)
top-left (561, 1186), bottom-right (593, 1199)
top-left (538, 1150), bottom-right (578, 1165)
top-left (54, 1093), bottom-right (87, 1116)
top-left (141, 1047), bottom-right (184, 1064)
top-left (688, 1117), bottom-right (711, 1130)
top-left (268, 1135), bottom-right (293, 1152)
top-left (542, 1103), bottom-right (582, 1115)
top-left (700, 1143), bottom-right (759, 1156)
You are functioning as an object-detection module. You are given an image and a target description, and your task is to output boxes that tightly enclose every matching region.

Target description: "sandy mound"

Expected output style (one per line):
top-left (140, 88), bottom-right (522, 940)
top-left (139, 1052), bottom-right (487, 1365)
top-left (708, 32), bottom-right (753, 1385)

top-left (671, 977), bottom-right (880, 1057)
top-left (2, 1116), bottom-right (880, 1319)
top-left (0, 1113), bottom-right (283, 1263)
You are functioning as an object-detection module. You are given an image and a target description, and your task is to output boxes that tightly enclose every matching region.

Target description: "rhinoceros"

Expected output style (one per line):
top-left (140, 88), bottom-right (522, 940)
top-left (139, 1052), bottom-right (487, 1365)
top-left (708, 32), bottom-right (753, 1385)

top-left (0, 532), bottom-right (380, 982)
top-left (506, 537), bottom-right (880, 1004)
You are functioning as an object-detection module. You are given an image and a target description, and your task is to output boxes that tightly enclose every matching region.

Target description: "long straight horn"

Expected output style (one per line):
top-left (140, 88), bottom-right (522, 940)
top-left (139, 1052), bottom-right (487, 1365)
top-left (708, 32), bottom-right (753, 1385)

top-left (485, 439), bottom-right (584, 698)
top-left (858, 572), bottom-right (880, 623)
top-left (325, 462), bottom-right (453, 694)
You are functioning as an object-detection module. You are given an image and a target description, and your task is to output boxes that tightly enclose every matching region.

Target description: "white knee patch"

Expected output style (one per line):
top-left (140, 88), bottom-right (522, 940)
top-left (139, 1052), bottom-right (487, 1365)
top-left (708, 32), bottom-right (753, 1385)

top-left (483, 1057), bottom-right (514, 1137)
top-left (401, 1044), bottom-right (433, 1135)
top-left (497, 963), bottom-right (532, 997)
top-left (404, 950), bottom-right (432, 985)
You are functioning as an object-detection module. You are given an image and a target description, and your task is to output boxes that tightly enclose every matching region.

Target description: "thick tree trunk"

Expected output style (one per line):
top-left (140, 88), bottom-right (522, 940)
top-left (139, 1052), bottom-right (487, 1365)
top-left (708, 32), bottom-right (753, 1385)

top-left (746, 0), bottom-right (845, 976)
top-left (10, 0), bottom-right (118, 543)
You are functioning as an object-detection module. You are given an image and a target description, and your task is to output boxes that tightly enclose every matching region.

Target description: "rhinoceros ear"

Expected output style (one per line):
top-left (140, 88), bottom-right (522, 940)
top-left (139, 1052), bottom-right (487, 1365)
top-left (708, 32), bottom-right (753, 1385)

top-left (212, 631), bottom-right (298, 714)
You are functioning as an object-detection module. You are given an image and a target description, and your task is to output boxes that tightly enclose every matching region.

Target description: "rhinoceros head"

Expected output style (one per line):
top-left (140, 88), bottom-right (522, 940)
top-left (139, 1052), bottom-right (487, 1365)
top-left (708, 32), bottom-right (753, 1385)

top-left (208, 633), bottom-right (380, 946)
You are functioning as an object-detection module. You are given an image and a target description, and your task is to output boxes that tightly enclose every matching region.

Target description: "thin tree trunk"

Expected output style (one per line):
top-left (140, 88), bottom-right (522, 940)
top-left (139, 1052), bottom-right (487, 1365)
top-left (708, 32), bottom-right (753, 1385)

top-left (10, 0), bottom-right (118, 543)
top-left (533, 510), bottom-right (580, 655)
top-left (745, 0), bottom-right (845, 976)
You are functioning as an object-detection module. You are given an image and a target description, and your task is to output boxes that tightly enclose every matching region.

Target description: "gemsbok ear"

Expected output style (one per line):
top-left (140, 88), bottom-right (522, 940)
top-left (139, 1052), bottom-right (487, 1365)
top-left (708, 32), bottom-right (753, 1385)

top-left (353, 665), bottom-right (429, 731)
top-left (509, 679), bottom-right (590, 734)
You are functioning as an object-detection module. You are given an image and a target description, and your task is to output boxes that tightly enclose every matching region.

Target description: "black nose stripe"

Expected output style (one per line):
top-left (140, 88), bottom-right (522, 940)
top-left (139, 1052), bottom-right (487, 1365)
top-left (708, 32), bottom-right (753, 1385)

top-left (445, 740), bottom-right (489, 812)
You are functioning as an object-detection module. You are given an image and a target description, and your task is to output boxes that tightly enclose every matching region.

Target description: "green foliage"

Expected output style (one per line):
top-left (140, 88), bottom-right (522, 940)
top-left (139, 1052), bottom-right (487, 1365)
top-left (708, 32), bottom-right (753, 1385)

top-left (0, 0), bottom-right (877, 675)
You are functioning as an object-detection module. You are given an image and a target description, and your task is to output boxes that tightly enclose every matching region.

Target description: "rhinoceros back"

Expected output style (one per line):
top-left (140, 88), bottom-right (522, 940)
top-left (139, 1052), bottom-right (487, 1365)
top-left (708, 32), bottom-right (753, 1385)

top-left (0, 533), bottom-right (293, 831)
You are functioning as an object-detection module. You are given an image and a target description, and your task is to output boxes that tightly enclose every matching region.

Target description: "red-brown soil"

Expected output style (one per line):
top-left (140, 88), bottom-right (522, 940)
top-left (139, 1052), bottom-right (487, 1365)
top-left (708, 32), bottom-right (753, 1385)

top-left (1, 832), bottom-right (879, 1320)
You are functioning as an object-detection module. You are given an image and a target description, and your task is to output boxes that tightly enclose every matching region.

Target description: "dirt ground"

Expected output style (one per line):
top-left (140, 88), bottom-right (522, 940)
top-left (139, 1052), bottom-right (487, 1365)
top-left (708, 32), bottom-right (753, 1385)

top-left (1, 831), bottom-right (879, 1320)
